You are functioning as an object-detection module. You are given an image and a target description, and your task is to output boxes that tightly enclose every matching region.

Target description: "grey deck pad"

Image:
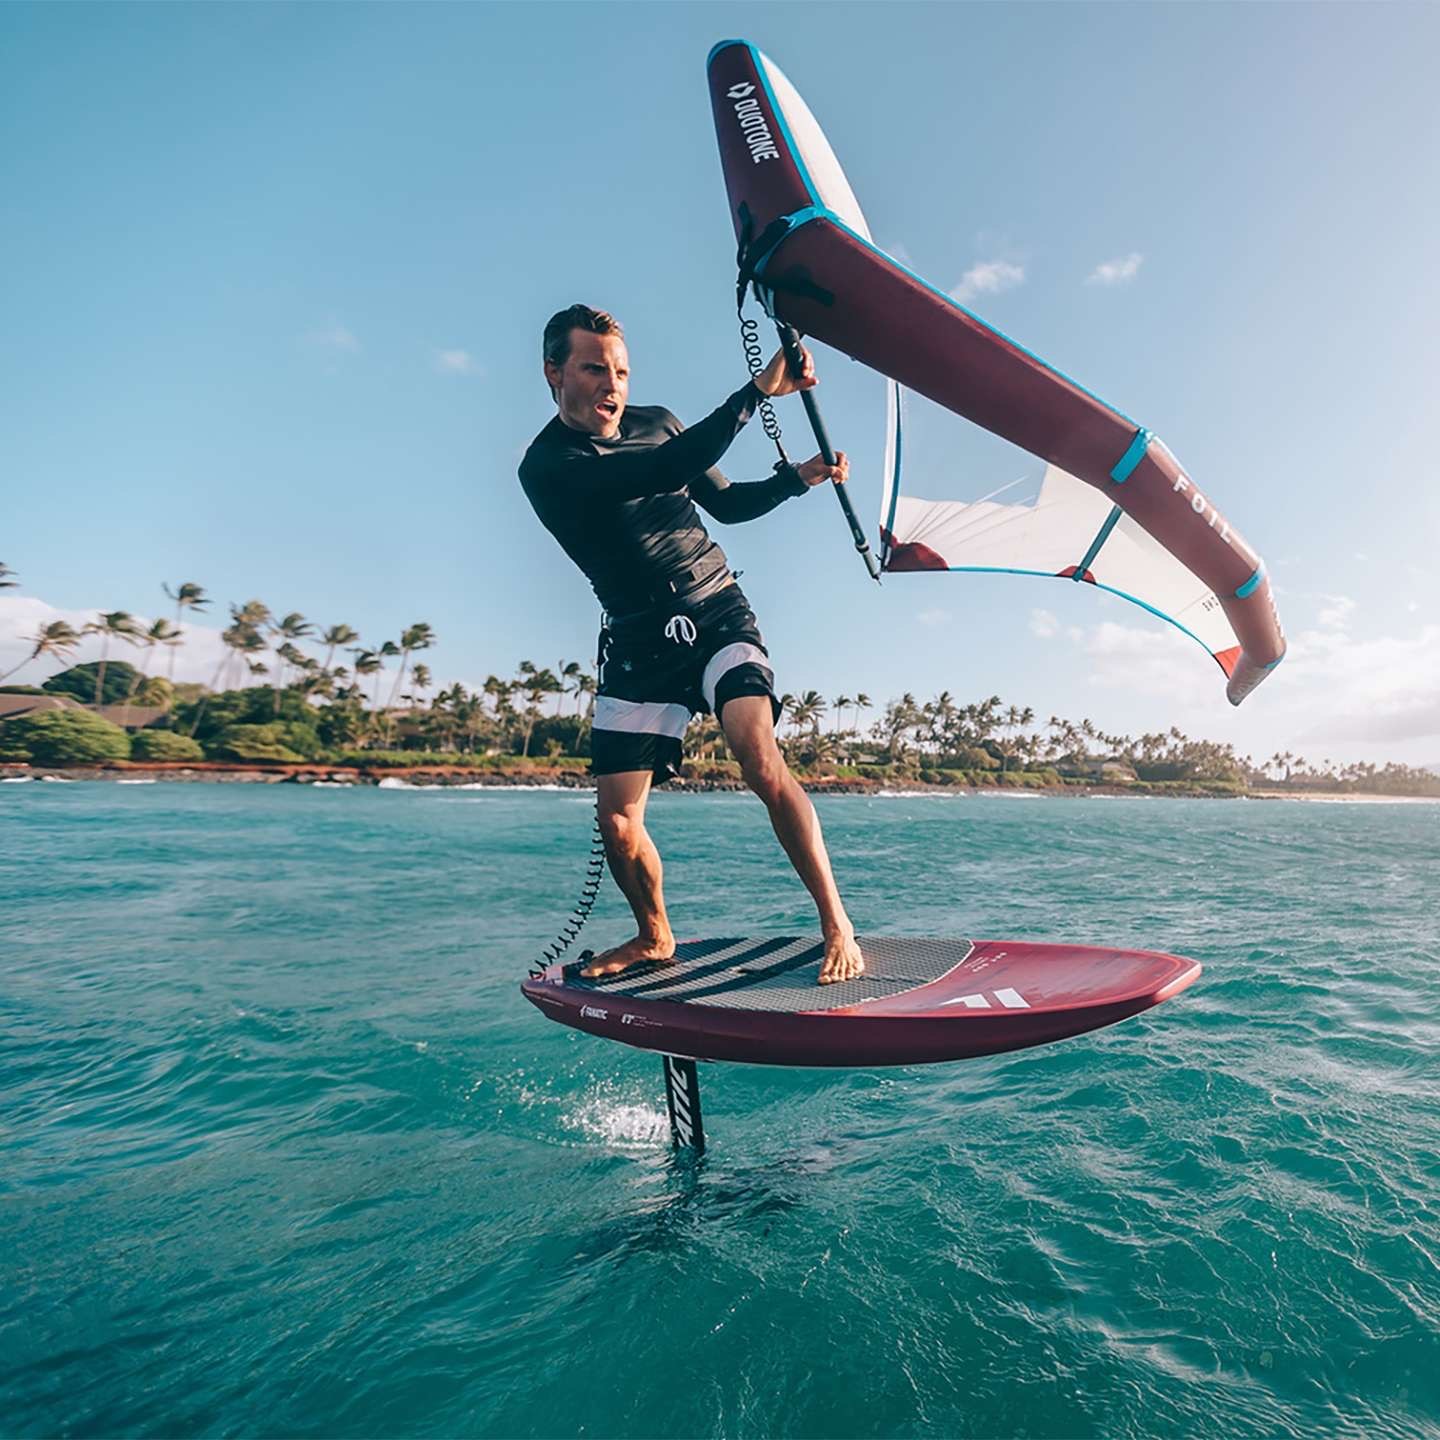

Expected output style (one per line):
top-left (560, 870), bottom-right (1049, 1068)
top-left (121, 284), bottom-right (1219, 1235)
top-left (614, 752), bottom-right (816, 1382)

top-left (565, 936), bottom-right (975, 1013)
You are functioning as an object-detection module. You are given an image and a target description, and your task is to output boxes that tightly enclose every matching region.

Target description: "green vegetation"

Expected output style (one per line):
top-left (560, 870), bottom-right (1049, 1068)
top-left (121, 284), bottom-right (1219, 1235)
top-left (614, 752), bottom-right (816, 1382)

top-left (0, 709), bottom-right (131, 765)
top-left (130, 730), bottom-right (204, 762)
top-left (43, 661), bottom-right (141, 706)
top-left (2, 569), bottom-right (1436, 796)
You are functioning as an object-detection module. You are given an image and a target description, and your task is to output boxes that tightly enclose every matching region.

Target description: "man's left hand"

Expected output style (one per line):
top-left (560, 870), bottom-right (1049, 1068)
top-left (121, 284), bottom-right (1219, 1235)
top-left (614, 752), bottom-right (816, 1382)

top-left (796, 451), bottom-right (849, 488)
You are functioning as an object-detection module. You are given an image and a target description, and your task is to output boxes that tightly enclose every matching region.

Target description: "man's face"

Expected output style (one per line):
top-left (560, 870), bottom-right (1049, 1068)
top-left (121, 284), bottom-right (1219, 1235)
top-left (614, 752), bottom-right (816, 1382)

top-left (544, 330), bottom-right (630, 439)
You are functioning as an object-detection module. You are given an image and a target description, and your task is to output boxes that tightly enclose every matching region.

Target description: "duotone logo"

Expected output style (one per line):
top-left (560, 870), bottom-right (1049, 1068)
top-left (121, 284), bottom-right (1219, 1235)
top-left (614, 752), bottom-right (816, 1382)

top-left (726, 80), bottom-right (780, 164)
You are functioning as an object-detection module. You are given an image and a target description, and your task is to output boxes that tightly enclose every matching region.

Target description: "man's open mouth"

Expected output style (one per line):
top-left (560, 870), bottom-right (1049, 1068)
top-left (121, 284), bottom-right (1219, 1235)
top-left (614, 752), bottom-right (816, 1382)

top-left (597, 400), bottom-right (619, 417)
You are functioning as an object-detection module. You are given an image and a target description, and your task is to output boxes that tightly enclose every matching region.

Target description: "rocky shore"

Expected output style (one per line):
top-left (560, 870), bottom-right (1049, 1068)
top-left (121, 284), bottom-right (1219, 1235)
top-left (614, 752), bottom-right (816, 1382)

top-left (0, 759), bottom-right (1271, 798)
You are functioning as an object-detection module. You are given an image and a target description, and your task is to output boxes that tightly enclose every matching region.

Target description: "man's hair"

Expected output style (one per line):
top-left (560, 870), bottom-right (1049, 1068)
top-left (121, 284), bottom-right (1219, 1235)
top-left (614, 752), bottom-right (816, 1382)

top-left (542, 304), bottom-right (624, 370)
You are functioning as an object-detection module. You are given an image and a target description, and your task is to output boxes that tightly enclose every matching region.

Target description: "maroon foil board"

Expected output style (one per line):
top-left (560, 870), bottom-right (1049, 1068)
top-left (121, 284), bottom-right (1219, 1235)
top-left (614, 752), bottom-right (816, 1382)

top-left (522, 936), bottom-right (1202, 1068)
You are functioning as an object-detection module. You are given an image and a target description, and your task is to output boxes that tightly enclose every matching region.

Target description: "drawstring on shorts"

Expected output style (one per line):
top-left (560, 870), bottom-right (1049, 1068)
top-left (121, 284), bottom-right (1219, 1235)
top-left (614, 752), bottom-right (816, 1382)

top-left (664, 615), bottom-right (698, 646)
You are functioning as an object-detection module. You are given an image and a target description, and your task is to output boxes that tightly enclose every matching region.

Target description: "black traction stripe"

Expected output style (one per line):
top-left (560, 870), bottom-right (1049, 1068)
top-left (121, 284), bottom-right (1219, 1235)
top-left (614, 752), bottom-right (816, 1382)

top-left (595, 936), bottom-right (800, 998)
top-left (578, 936), bottom-right (739, 992)
top-left (663, 941), bottom-right (827, 1002)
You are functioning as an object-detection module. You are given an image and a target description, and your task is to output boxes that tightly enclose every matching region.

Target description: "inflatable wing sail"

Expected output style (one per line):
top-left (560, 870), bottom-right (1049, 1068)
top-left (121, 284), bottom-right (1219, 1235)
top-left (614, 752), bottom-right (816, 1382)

top-left (707, 40), bottom-right (1285, 704)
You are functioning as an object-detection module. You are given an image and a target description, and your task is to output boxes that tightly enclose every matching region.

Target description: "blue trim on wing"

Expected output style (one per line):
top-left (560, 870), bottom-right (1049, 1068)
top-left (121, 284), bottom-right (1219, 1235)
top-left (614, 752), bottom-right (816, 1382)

top-left (935, 564), bottom-right (1223, 664)
top-left (1235, 565), bottom-right (1265, 599)
top-left (1074, 505), bottom-right (1123, 579)
top-left (744, 45), bottom-right (824, 208)
top-left (1110, 428), bottom-right (1152, 484)
top-left (881, 381), bottom-right (904, 566)
top-left (750, 204), bottom-right (1141, 430)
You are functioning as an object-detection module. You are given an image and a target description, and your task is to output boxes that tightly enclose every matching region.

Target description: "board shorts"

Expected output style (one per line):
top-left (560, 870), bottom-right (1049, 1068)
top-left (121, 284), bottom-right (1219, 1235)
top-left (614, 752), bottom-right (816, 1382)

top-left (591, 583), bottom-right (781, 784)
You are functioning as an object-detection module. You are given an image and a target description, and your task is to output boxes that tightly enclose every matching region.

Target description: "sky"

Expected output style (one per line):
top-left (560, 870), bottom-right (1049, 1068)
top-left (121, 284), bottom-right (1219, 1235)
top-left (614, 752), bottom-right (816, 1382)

top-left (3, 2), bottom-right (1439, 767)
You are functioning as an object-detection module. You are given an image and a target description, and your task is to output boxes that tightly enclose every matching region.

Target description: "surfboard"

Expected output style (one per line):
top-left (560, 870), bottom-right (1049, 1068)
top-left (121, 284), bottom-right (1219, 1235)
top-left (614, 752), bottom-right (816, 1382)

top-left (521, 936), bottom-right (1201, 1067)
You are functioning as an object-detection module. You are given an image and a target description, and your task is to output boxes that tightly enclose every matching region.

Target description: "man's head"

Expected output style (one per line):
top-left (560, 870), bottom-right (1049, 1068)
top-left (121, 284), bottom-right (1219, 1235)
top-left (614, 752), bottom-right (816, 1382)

top-left (542, 304), bottom-right (629, 439)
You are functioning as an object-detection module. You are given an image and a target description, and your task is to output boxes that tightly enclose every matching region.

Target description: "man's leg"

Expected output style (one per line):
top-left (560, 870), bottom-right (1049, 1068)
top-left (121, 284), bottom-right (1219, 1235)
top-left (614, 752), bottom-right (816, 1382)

top-left (581, 768), bottom-right (677, 977)
top-left (720, 695), bottom-right (864, 985)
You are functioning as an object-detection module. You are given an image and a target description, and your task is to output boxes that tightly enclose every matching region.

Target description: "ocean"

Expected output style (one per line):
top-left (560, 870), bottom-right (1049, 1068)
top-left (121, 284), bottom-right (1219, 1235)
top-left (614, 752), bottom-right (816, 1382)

top-left (2, 782), bottom-right (1437, 1438)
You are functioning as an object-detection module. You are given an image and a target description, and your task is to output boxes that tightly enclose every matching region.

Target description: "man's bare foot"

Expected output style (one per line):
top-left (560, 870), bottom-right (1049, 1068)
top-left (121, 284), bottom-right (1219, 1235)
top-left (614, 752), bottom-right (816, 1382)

top-left (580, 934), bottom-right (676, 978)
top-left (818, 930), bottom-right (865, 985)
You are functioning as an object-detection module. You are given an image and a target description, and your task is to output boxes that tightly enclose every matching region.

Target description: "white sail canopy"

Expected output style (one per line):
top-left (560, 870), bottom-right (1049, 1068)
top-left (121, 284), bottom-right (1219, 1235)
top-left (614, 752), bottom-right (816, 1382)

top-left (879, 385), bottom-right (1243, 672)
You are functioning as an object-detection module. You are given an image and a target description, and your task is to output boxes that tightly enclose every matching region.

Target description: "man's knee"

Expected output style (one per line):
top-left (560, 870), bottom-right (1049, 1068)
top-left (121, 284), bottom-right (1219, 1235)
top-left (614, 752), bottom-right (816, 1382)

top-left (598, 805), bottom-right (645, 855)
top-left (738, 744), bottom-right (791, 804)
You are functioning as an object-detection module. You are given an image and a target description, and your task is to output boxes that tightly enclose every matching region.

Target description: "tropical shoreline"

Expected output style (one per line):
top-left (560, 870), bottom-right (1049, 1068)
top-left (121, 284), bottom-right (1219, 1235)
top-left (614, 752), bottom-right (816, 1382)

top-left (5, 759), bottom-right (1426, 802)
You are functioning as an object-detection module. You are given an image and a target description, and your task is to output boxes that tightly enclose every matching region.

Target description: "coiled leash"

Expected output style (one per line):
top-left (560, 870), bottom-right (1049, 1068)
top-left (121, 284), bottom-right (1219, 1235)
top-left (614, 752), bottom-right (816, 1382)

top-left (530, 795), bottom-right (608, 979)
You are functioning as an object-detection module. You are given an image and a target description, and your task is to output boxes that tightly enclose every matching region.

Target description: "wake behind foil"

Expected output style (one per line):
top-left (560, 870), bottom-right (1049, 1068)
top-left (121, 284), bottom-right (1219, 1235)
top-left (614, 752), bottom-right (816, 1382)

top-left (522, 936), bottom-right (1201, 1068)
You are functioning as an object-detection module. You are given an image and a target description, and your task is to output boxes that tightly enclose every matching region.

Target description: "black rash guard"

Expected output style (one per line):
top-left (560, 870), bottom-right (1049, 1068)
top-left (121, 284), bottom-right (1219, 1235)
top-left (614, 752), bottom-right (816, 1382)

top-left (518, 381), bottom-right (806, 616)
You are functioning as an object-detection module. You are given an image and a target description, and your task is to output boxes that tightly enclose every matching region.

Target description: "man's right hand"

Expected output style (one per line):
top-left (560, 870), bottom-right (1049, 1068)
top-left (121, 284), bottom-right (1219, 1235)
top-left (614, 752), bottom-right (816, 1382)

top-left (755, 343), bottom-right (819, 398)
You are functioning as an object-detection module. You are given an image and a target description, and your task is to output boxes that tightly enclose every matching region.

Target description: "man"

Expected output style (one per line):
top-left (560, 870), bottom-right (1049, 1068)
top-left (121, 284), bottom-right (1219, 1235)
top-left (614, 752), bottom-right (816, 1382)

top-left (519, 303), bottom-right (864, 985)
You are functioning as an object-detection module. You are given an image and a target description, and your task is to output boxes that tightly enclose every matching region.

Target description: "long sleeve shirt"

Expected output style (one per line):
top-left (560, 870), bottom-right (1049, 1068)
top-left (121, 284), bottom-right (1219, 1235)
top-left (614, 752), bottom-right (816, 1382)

top-left (518, 382), bottom-right (806, 615)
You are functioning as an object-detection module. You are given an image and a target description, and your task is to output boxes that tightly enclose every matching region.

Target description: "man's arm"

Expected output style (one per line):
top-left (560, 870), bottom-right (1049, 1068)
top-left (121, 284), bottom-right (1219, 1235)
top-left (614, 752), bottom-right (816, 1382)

top-left (523, 383), bottom-right (762, 504)
top-left (690, 463), bottom-right (808, 523)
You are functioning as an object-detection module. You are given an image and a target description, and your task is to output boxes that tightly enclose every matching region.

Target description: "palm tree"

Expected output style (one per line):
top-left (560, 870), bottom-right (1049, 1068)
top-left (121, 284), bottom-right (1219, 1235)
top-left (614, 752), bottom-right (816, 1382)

top-left (931, 690), bottom-right (957, 757)
top-left (776, 693), bottom-right (796, 736)
top-left (319, 624), bottom-right (359, 673)
top-left (574, 672), bottom-right (598, 749)
top-left (188, 612), bottom-right (265, 736)
top-left (785, 692), bottom-right (822, 761)
top-left (84, 611), bottom-right (143, 704)
top-left (793, 690), bottom-right (826, 761)
top-left (996, 704), bottom-right (1035, 773)
top-left (831, 695), bottom-right (851, 735)
top-left (0, 620), bottom-right (82, 683)
top-left (881, 693), bottom-right (920, 762)
top-left (270, 642), bottom-right (309, 709)
top-left (0, 562), bottom-right (18, 590)
top-left (517, 662), bottom-right (562, 756)
top-left (410, 663), bottom-right (432, 709)
top-left (382, 625), bottom-right (436, 745)
top-left (268, 613), bottom-right (313, 703)
top-left (348, 648), bottom-right (382, 746)
top-left (121, 618), bottom-right (182, 726)
top-left (373, 640), bottom-right (401, 706)
top-left (360, 641), bottom-right (398, 744)
top-left (224, 601), bottom-right (272, 689)
top-left (479, 679), bottom-right (513, 752)
top-left (558, 659), bottom-right (583, 714)
top-left (162, 582), bottom-right (210, 680)
top-left (853, 692), bottom-right (872, 738)
top-left (350, 647), bottom-right (380, 696)
top-left (385, 623), bottom-right (435, 708)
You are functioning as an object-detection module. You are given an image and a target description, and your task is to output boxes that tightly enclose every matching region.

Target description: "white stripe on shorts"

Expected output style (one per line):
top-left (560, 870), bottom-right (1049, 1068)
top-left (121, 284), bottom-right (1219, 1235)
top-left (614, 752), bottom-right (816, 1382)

top-left (593, 696), bottom-right (691, 739)
top-left (701, 641), bottom-right (770, 712)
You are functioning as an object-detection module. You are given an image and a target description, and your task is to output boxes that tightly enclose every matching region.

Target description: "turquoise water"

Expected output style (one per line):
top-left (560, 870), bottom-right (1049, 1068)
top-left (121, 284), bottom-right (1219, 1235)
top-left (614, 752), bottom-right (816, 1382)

top-left (3, 781), bottom-right (1438, 1439)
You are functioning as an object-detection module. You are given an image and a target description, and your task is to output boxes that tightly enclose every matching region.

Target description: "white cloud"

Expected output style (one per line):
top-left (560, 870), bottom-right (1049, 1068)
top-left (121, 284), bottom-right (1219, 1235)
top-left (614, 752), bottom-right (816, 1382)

top-left (916, 608), bottom-right (952, 628)
top-left (950, 260), bottom-right (1024, 306)
top-left (1, 595), bottom-right (231, 688)
top-left (1086, 252), bottom-right (1144, 287)
top-left (1316, 594), bottom-right (1356, 631)
top-left (434, 348), bottom-right (477, 375)
top-left (1067, 606), bottom-right (1440, 751)
top-left (302, 322), bottom-right (360, 353)
top-left (1282, 621), bottom-right (1440, 744)
top-left (1030, 608), bottom-right (1059, 639)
